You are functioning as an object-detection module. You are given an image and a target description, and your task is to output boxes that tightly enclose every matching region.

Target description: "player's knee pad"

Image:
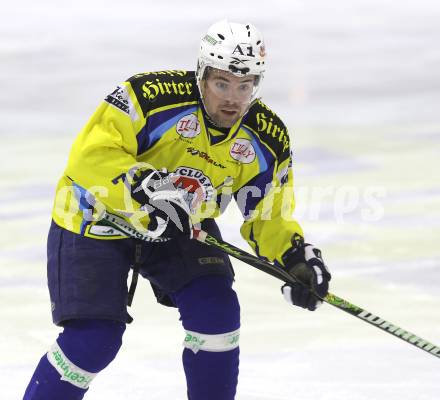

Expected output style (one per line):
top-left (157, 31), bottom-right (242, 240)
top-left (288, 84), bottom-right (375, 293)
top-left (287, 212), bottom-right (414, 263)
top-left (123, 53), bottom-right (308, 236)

top-left (174, 275), bottom-right (240, 354)
top-left (47, 319), bottom-right (126, 389)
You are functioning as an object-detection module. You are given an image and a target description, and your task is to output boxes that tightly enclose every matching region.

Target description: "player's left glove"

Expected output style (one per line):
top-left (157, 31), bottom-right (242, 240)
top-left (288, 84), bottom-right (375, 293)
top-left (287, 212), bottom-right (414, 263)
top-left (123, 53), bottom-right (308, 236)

top-left (131, 168), bottom-right (193, 239)
top-left (281, 234), bottom-right (331, 311)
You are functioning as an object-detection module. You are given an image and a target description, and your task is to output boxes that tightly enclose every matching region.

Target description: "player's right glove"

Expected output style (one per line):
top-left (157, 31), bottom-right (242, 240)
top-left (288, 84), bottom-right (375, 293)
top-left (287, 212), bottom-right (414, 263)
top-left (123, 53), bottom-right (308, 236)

top-left (281, 234), bottom-right (331, 311)
top-left (131, 168), bottom-right (193, 239)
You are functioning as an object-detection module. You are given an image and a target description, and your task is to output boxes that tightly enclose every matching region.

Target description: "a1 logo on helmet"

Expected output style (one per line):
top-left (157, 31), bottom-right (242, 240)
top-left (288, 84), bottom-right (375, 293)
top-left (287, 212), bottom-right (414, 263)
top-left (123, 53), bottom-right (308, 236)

top-left (232, 43), bottom-right (255, 58)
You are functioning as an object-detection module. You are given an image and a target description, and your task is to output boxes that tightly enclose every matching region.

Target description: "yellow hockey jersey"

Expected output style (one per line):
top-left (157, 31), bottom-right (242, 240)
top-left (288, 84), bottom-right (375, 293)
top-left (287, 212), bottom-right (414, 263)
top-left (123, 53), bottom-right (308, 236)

top-left (52, 70), bottom-right (303, 265)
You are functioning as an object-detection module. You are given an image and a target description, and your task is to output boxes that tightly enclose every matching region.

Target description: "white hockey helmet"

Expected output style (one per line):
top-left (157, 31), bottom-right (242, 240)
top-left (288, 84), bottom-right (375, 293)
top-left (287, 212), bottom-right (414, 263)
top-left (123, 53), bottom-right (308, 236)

top-left (196, 20), bottom-right (266, 104)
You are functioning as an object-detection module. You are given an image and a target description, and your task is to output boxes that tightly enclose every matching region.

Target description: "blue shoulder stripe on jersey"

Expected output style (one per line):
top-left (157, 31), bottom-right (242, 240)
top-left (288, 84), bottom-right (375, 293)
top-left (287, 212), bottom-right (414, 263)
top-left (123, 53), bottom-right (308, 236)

top-left (234, 163), bottom-right (275, 217)
top-left (242, 127), bottom-right (274, 174)
top-left (137, 105), bottom-right (198, 155)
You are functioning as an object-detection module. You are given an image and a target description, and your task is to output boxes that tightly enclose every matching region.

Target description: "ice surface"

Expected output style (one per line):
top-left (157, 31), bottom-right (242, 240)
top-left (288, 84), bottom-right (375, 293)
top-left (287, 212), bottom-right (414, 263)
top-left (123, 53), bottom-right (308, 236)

top-left (1, 1), bottom-right (439, 399)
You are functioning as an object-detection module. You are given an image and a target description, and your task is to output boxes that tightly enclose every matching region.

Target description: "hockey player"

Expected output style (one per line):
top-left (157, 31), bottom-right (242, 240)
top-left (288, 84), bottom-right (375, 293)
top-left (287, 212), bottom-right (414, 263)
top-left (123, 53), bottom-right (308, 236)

top-left (23, 20), bottom-right (331, 400)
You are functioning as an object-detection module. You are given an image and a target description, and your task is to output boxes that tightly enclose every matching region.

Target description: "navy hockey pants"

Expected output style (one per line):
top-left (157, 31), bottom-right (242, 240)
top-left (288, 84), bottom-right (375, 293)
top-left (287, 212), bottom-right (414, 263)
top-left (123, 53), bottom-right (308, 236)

top-left (23, 275), bottom-right (240, 400)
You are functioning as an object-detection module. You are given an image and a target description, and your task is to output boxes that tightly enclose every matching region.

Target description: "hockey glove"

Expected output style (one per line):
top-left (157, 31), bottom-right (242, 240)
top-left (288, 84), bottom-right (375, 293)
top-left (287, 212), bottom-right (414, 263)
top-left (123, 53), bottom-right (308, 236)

top-left (281, 234), bottom-right (331, 311)
top-left (131, 168), bottom-right (193, 239)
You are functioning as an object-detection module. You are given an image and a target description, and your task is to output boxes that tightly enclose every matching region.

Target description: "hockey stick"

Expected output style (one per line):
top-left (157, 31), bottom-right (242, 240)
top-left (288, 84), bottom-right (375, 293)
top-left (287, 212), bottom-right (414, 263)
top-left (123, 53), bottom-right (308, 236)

top-left (193, 230), bottom-right (440, 360)
top-left (98, 212), bottom-right (440, 359)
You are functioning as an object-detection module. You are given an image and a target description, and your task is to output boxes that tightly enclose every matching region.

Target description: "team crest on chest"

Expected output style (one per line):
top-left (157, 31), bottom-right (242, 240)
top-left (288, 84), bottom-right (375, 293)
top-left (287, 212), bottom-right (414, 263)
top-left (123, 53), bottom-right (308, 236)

top-left (176, 114), bottom-right (201, 138)
top-left (230, 138), bottom-right (256, 164)
top-left (173, 167), bottom-right (214, 213)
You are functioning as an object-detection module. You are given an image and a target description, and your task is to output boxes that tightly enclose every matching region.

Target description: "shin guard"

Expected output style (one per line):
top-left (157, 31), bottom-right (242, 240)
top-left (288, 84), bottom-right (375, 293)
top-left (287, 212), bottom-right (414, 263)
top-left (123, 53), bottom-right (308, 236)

top-left (172, 275), bottom-right (241, 400)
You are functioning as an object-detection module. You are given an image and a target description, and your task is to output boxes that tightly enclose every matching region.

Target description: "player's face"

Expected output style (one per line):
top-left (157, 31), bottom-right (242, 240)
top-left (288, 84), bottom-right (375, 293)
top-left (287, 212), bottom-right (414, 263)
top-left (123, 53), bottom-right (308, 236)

top-left (202, 69), bottom-right (256, 128)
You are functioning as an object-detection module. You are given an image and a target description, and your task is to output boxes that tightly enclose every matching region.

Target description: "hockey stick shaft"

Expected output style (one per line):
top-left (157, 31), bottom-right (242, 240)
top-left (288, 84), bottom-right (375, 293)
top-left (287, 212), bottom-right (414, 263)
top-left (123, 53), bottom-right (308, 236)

top-left (194, 230), bottom-right (440, 360)
top-left (98, 212), bottom-right (439, 359)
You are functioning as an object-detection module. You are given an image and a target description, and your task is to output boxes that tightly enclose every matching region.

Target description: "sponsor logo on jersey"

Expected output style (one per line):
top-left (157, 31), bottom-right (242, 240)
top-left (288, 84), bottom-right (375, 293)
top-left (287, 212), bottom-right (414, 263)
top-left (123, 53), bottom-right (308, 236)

top-left (186, 147), bottom-right (226, 169)
top-left (173, 167), bottom-right (214, 212)
top-left (176, 114), bottom-right (201, 138)
top-left (230, 138), bottom-right (256, 164)
top-left (256, 111), bottom-right (289, 152)
top-left (104, 85), bottom-right (139, 121)
top-left (142, 79), bottom-right (193, 101)
top-left (88, 225), bottom-right (121, 237)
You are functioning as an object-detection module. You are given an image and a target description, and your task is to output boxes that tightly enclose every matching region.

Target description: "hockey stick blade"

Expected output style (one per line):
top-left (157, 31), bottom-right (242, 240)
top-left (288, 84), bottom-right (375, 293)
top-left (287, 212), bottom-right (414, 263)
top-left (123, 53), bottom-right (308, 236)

top-left (194, 230), bottom-right (440, 360)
